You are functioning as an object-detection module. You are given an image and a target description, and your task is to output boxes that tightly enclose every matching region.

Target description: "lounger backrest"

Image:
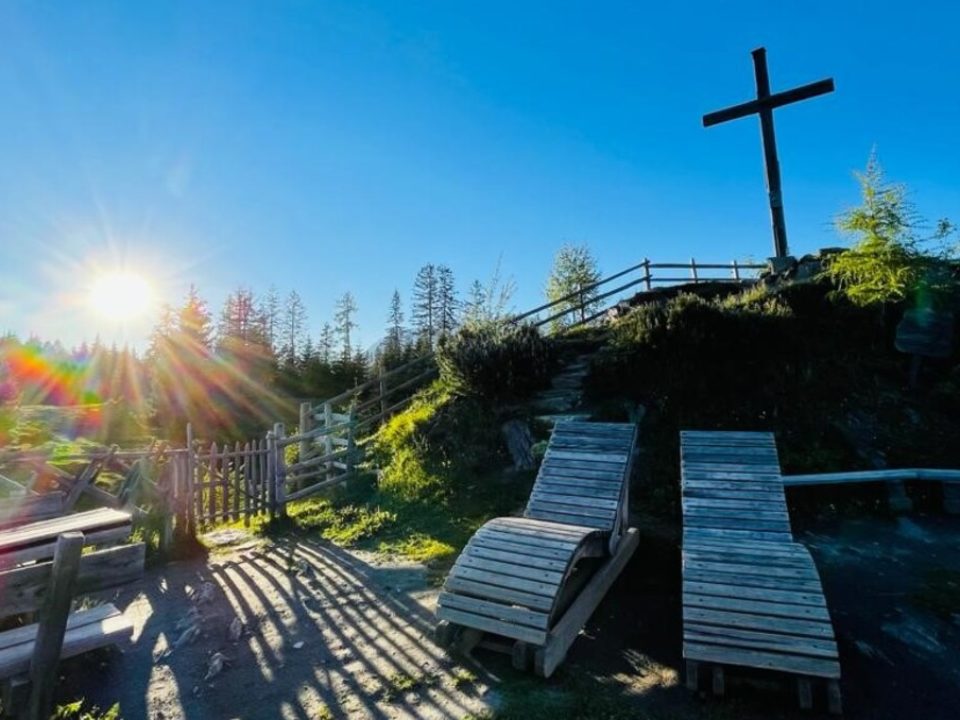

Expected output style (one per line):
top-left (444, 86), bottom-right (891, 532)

top-left (523, 421), bottom-right (637, 532)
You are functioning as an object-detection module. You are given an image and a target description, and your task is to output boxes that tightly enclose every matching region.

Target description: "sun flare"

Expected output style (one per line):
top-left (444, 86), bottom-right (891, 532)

top-left (87, 271), bottom-right (154, 322)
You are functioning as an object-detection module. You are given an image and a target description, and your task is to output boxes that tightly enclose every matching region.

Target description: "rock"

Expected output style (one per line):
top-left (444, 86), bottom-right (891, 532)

top-left (228, 616), bottom-right (243, 642)
top-left (204, 652), bottom-right (229, 680)
top-left (293, 641), bottom-right (305, 650)
top-left (501, 419), bottom-right (536, 471)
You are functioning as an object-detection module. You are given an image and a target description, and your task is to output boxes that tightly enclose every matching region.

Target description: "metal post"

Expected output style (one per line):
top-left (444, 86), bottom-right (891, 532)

top-left (643, 259), bottom-right (652, 291)
top-left (691, 258), bottom-right (699, 284)
top-left (732, 259), bottom-right (741, 282)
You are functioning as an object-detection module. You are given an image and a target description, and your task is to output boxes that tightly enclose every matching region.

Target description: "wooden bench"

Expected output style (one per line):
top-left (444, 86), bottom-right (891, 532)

top-left (0, 508), bottom-right (133, 568)
top-left (680, 431), bottom-right (842, 714)
top-left (436, 421), bottom-right (639, 677)
top-left (0, 507), bottom-right (140, 719)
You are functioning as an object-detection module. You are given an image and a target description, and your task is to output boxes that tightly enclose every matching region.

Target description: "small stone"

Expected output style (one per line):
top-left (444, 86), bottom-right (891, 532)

top-left (293, 641), bottom-right (305, 650)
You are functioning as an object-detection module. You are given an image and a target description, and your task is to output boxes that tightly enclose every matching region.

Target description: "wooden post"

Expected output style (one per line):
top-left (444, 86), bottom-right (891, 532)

top-left (265, 432), bottom-right (275, 522)
top-left (732, 259), bottom-right (741, 282)
top-left (273, 423), bottom-right (287, 518)
top-left (259, 437), bottom-right (268, 516)
top-left (186, 424), bottom-right (197, 537)
top-left (690, 257), bottom-right (699, 284)
top-left (324, 402), bottom-right (334, 484)
top-left (643, 258), bottom-right (652, 291)
top-left (243, 441), bottom-right (252, 527)
top-left (299, 402), bottom-right (312, 464)
top-left (208, 442), bottom-right (218, 524)
top-left (159, 460), bottom-right (174, 554)
top-left (26, 532), bottom-right (84, 720)
top-left (346, 409), bottom-right (357, 478)
top-left (232, 441), bottom-right (242, 522)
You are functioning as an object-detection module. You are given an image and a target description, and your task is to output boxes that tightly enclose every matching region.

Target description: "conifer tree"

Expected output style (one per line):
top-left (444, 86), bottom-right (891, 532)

top-left (545, 244), bottom-right (601, 330)
top-left (280, 290), bottom-right (308, 366)
top-left (411, 264), bottom-right (437, 346)
top-left (436, 265), bottom-right (458, 338)
top-left (334, 292), bottom-right (358, 363)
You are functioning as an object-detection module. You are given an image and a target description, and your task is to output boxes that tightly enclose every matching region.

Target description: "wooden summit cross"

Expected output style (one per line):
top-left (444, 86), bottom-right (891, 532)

top-left (703, 47), bottom-right (834, 259)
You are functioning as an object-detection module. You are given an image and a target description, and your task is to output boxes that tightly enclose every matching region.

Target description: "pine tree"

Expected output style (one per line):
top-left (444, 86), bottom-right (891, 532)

top-left (261, 285), bottom-right (281, 351)
top-left (180, 284), bottom-right (214, 351)
top-left (545, 244), bottom-right (601, 330)
top-left (463, 279), bottom-right (486, 326)
top-left (386, 289), bottom-right (404, 352)
top-left (317, 323), bottom-right (335, 364)
top-left (411, 264), bottom-right (437, 346)
top-left (280, 290), bottom-right (308, 366)
top-left (436, 265), bottom-right (458, 338)
top-left (333, 292), bottom-right (358, 363)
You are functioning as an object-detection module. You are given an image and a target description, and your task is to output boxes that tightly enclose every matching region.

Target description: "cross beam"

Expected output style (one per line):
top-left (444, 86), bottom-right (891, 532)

top-left (703, 48), bottom-right (834, 259)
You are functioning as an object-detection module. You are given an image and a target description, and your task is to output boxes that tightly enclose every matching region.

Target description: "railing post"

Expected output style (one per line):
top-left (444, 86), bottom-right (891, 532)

top-left (643, 258), bottom-right (652, 291)
top-left (273, 422), bottom-right (287, 518)
top-left (346, 408), bottom-right (357, 478)
top-left (733, 259), bottom-right (741, 282)
top-left (691, 257), bottom-right (699, 284)
top-left (324, 401), bottom-right (334, 484)
top-left (299, 402), bottom-right (312, 466)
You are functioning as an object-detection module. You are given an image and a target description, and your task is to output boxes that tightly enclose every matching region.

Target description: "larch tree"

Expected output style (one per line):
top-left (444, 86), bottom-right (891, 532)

top-left (386, 289), bottom-right (404, 353)
top-left (411, 264), bottom-right (438, 346)
top-left (334, 292), bottom-right (358, 363)
top-left (545, 244), bottom-right (601, 330)
top-left (281, 290), bottom-right (308, 367)
top-left (436, 265), bottom-right (459, 338)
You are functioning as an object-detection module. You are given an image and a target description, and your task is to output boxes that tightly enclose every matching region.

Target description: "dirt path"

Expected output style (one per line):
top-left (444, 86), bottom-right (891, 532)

top-left (61, 534), bottom-right (495, 719)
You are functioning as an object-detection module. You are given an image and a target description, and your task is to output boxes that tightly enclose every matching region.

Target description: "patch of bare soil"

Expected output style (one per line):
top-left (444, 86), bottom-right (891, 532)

top-left (58, 534), bottom-right (495, 719)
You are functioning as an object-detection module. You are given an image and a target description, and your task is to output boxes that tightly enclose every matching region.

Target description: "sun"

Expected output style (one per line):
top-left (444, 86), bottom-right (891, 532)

top-left (87, 271), bottom-right (155, 321)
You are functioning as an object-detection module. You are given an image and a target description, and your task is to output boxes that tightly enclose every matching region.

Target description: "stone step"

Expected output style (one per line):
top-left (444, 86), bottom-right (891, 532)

top-left (535, 413), bottom-right (594, 427)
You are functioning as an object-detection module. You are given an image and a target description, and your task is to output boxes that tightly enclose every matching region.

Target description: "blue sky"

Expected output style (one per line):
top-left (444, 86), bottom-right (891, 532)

top-left (1, 1), bottom-right (957, 350)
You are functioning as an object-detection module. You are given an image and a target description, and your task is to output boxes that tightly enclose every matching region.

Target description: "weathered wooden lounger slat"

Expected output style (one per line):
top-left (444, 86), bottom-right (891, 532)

top-left (680, 431), bottom-right (842, 714)
top-left (0, 508), bottom-right (133, 567)
top-left (437, 421), bottom-right (639, 677)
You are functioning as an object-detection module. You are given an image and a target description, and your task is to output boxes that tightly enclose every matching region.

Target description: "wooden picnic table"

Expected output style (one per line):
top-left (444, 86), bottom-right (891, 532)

top-left (0, 509), bottom-right (133, 568)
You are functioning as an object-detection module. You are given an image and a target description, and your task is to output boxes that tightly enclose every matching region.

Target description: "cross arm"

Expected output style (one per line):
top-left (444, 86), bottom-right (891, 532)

top-left (702, 78), bottom-right (835, 127)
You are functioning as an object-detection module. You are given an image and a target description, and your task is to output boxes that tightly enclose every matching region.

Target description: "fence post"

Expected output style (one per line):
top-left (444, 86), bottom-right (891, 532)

top-left (273, 422), bottom-right (287, 519)
top-left (299, 402), bottom-right (312, 466)
top-left (208, 442), bottom-right (218, 524)
top-left (185, 424), bottom-right (197, 538)
top-left (346, 408), bottom-right (357, 478)
top-left (732, 259), bottom-right (741, 282)
top-left (265, 431), bottom-right (276, 522)
top-left (324, 402), bottom-right (334, 484)
top-left (643, 258), bottom-right (652, 291)
top-left (691, 257), bottom-right (699, 284)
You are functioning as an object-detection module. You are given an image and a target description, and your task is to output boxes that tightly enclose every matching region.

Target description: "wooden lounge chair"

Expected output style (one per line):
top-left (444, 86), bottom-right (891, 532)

top-left (436, 421), bottom-right (639, 677)
top-left (680, 431), bottom-right (842, 714)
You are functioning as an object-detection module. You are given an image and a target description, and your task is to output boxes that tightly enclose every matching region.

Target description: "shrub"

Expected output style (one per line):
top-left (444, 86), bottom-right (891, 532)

top-left (436, 322), bottom-right (555, 401)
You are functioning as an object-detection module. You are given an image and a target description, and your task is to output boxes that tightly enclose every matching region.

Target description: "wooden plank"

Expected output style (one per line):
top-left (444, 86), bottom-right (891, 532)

top-left (465, 545), bottom-right (569, 572)
top-left (545, 450), bottom-right (628, 464)
top-left (475, 528), bottom-right (580, 552)
top-left (28, 531), bottom-right (84, 719)
top-left (685, 569), bottom-right (824, 593)
top-left (683, 607), bottom-right (835, 638)
top-left (0, 543), bottom-right (145, 616)
top-left (682, 506), bottom-right (788, 521)
top-left (443, 577), bottom-right (554, 612)
top-left (470, 535), bottom-right (573, 561)
top-left (0, 509), bottom-right (130, 551)
top-left (530, 492), bottom-right (619, 510)
top-left (438, 592), bottom-right (549, 629)
top-left (458, 555), bottom-right (564, 585)
top-left (449, 566), bottom-right (558, 598)
top-left (0, 605), bottom-right (118, 654)
top-left (526, 508), bottom-right (610, 530)
top-left (684, 517), bottom-right (792, 533)
top-left (535, 481), bottom-right (621, 499)
top-left (487, 517), bottom-right (594, 540)
top-left (534, 528), bottom-right (639, 678)
top-left (683, 559), bottom-right (818, 580)
top-left (683, 488), bottom-right (784, 502)
top-left (685, 623), bottom-right (837, 657)
top-left (527, 498), bottom-right (615, 518)
top-left (435, 606), bottom-right (547, 645)
top-left (684, 594), bottom-right (831, 621)
top-left (683, 548), bottom-right (812, 569)
top-left (683, 527), bottom-right (793, 543)
top-left (683, 642), bottom-right (840, 679)
top-left (0, 609), bottom-right (132, 680)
